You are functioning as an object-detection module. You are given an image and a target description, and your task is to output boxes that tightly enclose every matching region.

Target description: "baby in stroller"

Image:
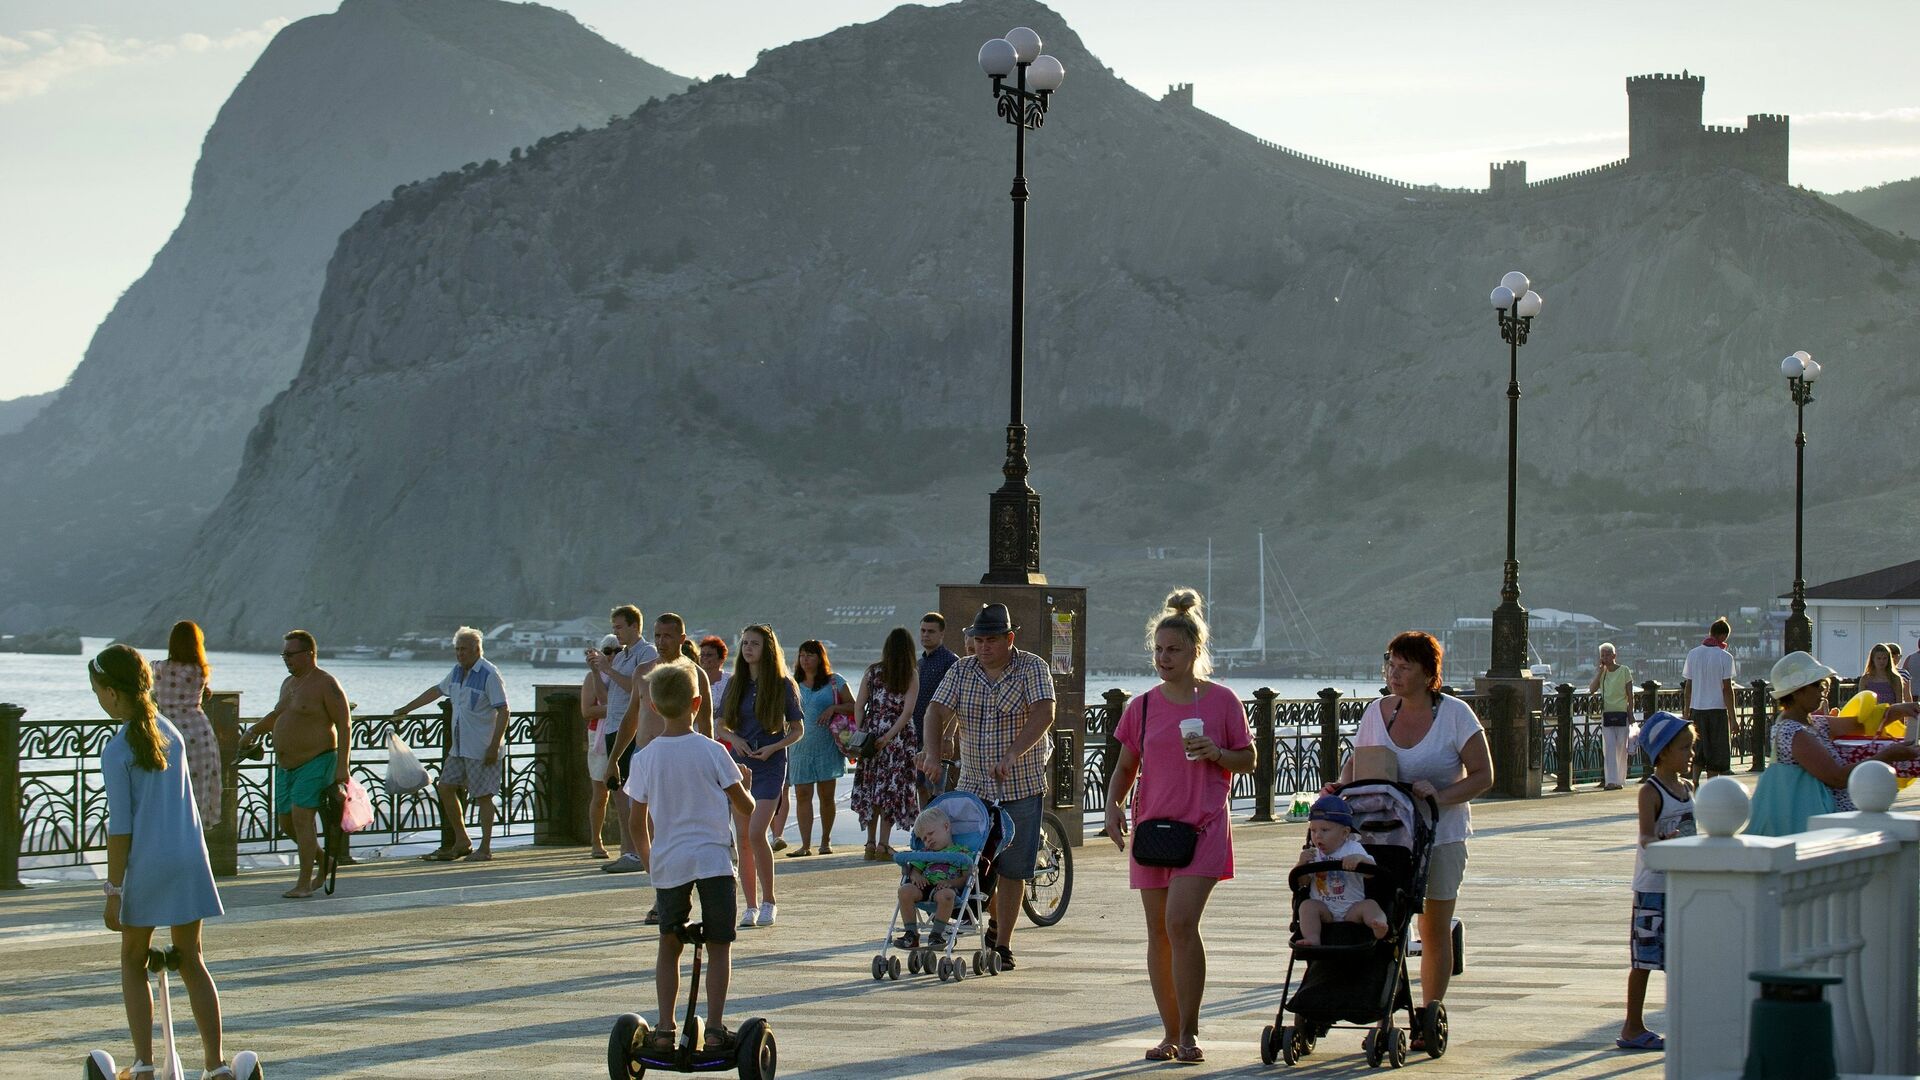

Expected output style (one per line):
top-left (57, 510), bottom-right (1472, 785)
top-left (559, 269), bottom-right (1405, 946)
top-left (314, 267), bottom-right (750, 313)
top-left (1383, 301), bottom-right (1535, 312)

top-left (1294, 794), bottom-right (1389, 946)
top-left (893, 806), bottom-right (975, 949)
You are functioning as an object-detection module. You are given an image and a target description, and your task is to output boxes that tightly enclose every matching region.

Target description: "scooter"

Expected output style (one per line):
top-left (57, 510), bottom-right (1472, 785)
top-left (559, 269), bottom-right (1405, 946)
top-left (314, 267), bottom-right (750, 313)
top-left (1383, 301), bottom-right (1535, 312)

top-left (607, 922), bottom-right (776, 1079)
top-left (84, 945), bottom-right (263, 1080)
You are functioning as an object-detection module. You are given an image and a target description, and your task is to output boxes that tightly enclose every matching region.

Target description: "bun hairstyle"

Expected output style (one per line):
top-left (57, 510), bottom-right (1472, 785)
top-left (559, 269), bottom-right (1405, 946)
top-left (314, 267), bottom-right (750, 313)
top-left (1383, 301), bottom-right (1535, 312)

top-left (1146, 587), bottom-right (1213, 678)
top-left (89, 644), bottom-right (169, 772)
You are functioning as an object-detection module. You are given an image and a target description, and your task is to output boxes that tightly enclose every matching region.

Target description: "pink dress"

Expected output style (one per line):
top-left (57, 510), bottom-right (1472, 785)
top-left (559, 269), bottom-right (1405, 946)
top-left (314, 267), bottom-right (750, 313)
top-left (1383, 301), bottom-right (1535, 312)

top-left (150, 659), bottom-right (222, 827)
top-left (1117, 682), bottom-right (1252, 889)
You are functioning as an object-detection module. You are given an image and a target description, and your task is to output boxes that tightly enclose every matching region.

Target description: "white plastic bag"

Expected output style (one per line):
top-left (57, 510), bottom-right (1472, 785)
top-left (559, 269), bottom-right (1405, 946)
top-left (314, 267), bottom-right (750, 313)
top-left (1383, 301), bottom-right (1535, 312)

top-left (1625, 721), bottom-right (1644, 758)
top-left (385, 729), bottom-right (431, 794)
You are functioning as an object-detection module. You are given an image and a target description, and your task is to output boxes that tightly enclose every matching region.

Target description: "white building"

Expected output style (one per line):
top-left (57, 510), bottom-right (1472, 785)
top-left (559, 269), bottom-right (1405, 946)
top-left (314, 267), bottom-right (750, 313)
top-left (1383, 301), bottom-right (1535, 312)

top-left (1802, 559), bottom-right (1920, 674)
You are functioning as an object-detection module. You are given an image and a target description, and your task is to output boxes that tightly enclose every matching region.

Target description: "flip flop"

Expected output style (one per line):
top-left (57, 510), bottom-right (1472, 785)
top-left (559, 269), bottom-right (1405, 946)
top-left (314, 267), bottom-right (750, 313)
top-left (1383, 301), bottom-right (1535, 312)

top-left (1144, 1042), bottom-right (1178, 1061)
top-left (427, 847), bottom-right (472, 862)
top-left (1615, 1031), bottom-right (1664, 1051)
top-left (1176, 1043), bottom-right (1205, 1063)
top-left (417, 848), bottom-right (450, 861)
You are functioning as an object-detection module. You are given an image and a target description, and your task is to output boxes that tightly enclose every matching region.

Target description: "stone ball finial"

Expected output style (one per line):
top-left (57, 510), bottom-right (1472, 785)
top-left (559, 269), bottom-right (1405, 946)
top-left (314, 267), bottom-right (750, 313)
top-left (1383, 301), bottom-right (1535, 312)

top-left (1696, 776), bottom-right (1751, 837)
top-left (1848, 760), bottom-right (1898, 814)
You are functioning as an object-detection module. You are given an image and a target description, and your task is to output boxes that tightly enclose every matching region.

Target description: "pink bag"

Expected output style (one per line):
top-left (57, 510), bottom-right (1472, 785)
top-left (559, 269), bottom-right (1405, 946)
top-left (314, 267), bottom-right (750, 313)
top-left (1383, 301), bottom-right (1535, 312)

top-left (339, 777), bottom-right (376, 834)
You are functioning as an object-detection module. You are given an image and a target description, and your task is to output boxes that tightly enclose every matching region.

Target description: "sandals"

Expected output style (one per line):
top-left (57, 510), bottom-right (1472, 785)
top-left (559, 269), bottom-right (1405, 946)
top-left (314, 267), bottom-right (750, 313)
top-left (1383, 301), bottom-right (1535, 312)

top-left (424, 846), bottom-right (471, 862)
top-left (118, 1064), bottom-right (155, 1079)
top-left (1616, 1030), bottom-right (1664, 1051)
top-left (643, 1027), bottom-right (678, 1053)
top-left (1176, 1043), bottom-right (1205, 1063)
top-left (770, 838), bottom-right (789, 852)
top-left (784, 847), bottom-right (813, 858)
top-left (864, 844), bottom-right (881, 861)
top-left (1144, 1042), bottom-right (1178, 1061)
top-left (819, 843), bottom-right (834, 855)
top-left (705, 1026), bottom-right (740, 1054)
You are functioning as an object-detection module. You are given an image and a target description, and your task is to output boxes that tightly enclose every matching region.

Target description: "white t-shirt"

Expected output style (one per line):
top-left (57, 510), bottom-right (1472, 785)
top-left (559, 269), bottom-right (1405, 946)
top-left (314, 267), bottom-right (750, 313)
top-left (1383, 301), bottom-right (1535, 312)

top-left (623, 732), bottom-right (741, 889)
top-left (604, 641), bottom-right (661, 739)
top-left (1682, 645), bottom-right (1736, 710)
top-left (1307, 835), bottom-right (1373, 915)
top-left (1354, 694), bottom-right (1485, 845)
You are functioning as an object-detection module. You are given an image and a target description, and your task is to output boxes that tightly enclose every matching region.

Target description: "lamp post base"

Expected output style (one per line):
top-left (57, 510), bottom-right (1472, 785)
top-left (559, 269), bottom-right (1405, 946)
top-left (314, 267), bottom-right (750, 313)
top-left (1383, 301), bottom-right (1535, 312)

top-left (1783, 614), bottom-right (1813, 657)
top-left (1474, 674), bottom-right (1545, 798)
top-left (937, 583), bottom-right (1085, 841)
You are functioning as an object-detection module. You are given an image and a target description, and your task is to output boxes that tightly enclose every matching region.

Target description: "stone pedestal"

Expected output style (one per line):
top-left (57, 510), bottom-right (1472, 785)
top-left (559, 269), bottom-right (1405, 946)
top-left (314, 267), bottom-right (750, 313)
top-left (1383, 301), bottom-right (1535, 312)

top-left (534, 685), bottom-right (586, 846)
top-left (205, 691), bottom-right (243, 877)
top-left (1473, 675), bottom-right (1543, 798)
top-left (937, 582), bottom-right (1086, 844)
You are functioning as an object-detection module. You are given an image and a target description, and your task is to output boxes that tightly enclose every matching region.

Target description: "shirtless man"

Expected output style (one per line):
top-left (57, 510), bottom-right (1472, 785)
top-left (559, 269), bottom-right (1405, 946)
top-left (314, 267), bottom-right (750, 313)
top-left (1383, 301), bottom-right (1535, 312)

top-left (242, 630), bottom-right (351, 898)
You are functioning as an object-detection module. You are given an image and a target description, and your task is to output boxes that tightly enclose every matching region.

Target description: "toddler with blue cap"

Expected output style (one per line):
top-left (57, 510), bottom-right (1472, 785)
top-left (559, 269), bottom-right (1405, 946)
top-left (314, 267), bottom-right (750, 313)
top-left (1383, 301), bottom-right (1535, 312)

top-left (1294, 794), bottom-right (1388, 946)
top-left (1617, 710), bottom-right (1695, 1052)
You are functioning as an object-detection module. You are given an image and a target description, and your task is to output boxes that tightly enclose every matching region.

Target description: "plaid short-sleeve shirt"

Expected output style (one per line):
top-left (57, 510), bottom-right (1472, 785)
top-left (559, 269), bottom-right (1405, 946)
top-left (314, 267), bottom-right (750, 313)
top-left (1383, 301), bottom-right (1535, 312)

top-left (930, 649), bottom-right (1056, 802)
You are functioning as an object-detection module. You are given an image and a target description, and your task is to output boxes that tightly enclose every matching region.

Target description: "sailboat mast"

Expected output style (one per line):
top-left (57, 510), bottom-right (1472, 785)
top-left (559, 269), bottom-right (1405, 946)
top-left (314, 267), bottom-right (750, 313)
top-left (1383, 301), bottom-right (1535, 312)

top-left (1258, 531), bottom-right (1268, 664)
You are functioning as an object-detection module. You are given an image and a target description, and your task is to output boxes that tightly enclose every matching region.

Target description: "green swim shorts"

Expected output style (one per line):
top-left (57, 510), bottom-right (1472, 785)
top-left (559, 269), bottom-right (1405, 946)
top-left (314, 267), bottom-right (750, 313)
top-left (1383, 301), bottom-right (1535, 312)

top-left (276, 750), bottom-right (338, 815)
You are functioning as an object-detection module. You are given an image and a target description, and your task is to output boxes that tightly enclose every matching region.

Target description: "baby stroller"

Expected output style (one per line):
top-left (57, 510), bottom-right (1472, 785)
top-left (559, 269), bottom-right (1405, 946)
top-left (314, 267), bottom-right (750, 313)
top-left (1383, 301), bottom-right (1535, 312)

top-left (1261, 779), bottom-right (1454, 1069)
top-left (866, 790), bottom-right (1012, 983)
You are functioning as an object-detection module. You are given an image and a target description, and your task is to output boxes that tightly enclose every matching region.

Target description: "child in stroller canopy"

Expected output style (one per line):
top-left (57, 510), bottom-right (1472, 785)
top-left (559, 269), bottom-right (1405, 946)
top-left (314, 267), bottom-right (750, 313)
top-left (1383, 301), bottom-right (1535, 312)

top-left (1294, 795), bottom-right (1389, 946)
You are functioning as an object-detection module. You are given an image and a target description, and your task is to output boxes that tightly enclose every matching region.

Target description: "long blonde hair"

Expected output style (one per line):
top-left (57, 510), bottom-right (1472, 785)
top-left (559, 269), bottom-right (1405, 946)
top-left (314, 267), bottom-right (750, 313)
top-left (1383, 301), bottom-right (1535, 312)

top-left (1865, 642), bottom-right (1900, 685)
top-left (90, 644), bottom-right (169, 771)
top-left (1145, 587), bottom-right (1213, 678)
top-left (719, 624), bottom-right (796, 736)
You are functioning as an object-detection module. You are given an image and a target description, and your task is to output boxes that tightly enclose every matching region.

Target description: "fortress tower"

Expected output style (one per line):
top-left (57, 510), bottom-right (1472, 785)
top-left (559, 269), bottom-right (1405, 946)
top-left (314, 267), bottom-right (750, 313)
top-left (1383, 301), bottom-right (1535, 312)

top-left (1626, 71), bottom-right (1788, 183)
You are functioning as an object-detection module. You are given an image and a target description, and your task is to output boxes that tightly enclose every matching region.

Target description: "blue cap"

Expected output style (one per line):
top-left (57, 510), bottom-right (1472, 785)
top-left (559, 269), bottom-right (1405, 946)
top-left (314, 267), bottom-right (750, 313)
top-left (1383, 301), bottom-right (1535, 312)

top-left (1641, 711), bottom-right (1690, 766)
top-left (1309, 795), bottom-right (1354, 828)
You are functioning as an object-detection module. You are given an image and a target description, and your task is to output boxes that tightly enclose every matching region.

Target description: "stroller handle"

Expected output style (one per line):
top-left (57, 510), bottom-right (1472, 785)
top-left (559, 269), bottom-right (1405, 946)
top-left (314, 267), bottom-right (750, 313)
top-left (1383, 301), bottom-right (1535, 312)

top-left (1329, 778), bottom-right (1442, 825)
top-left (1287, 859), bottom-right (1382, 892)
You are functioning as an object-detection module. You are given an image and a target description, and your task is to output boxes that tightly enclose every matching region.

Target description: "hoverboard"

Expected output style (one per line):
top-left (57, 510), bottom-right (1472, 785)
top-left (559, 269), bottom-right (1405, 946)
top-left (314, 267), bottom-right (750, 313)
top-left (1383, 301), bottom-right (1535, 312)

top-left (84, 945), bottom-right (263, 1080)
top-left (607, 921), bottom-right (775, 1078)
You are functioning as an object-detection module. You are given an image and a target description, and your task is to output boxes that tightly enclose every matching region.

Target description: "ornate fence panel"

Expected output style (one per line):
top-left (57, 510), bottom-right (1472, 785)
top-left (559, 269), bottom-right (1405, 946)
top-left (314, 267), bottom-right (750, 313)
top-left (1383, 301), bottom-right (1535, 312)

top-left (17, 707), bottom-right (555, 871)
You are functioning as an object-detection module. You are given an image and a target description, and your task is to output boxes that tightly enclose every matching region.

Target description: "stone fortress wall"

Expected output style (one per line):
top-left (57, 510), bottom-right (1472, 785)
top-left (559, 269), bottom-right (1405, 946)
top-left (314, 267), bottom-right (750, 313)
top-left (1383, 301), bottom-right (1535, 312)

top-left (1163, 71), bottom-right (1788, 197)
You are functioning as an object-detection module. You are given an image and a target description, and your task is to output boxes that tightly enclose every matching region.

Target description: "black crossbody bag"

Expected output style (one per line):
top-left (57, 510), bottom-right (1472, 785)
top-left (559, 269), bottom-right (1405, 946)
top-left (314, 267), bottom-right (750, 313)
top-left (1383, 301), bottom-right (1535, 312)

top-left (1130, 692), bottom-right (1202, 868)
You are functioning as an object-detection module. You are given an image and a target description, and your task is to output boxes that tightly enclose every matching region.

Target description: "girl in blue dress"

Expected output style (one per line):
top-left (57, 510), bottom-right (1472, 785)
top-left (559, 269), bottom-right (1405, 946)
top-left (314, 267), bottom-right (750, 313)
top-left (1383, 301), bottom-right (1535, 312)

top-left (716, 625), bottom-right (803, 927)
top-left (785, 640), bottom-right (853, 857)
top-left (92, 644), bottom-right (236, 1079)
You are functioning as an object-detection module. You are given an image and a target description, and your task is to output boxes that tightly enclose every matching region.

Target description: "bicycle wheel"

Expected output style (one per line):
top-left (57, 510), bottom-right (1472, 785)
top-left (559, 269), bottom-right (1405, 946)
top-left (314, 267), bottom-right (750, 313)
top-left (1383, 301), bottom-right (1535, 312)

top-left (1022, 811), bottom-right (1074, 926)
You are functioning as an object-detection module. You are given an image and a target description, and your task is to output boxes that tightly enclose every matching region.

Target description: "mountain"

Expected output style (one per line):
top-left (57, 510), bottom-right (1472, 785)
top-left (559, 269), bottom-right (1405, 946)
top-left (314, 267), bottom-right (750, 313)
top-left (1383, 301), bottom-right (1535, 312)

top-left (0, 0), bottom-right (689, 632)
top-left (149, 0), bottom-right (1920, 660)
top-left (1825, 177), bottom-right (1920, 239)
top-left (0, 391), bottom-right (54, 437)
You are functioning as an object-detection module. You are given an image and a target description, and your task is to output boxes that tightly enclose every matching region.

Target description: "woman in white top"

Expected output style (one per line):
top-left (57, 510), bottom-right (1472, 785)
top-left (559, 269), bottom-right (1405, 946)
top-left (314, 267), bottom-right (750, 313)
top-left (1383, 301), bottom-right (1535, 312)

top-left (1331, 631), bottom-right (1493, 1031)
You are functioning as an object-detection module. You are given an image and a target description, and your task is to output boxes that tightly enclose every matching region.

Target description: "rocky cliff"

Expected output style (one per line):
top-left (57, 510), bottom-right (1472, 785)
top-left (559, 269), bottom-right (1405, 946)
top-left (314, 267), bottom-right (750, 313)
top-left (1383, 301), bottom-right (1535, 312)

top-left (149, 0), bottom-right (1920, 658)
top-left (0, 392), bottom-right (53, 437)
top-left (0, 0), bottom-right (688, 632)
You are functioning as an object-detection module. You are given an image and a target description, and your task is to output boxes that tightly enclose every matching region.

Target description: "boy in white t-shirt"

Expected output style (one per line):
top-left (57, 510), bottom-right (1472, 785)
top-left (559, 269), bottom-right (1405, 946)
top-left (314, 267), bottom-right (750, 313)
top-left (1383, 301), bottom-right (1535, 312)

top-left (1294, 795), bottom-right (1388, 946)
top-left (626, 658), bottom-right (756, 1054)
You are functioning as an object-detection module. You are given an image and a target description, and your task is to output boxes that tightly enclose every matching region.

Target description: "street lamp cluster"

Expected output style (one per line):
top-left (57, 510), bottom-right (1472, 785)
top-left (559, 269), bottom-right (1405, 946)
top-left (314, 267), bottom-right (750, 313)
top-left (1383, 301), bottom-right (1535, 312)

top-left (1782, 350), bottom-right (1820, 655)
top-left (975, 27), bottom-right (1065, 586)
top-left (1486, 271), bottom-right (1545, 679)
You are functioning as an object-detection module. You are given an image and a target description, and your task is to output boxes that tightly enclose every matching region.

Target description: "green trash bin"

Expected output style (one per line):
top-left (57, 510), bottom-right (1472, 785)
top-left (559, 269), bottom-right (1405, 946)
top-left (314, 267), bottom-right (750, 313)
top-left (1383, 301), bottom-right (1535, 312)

top-left (1743, 970), bottom-right (1840, 1080)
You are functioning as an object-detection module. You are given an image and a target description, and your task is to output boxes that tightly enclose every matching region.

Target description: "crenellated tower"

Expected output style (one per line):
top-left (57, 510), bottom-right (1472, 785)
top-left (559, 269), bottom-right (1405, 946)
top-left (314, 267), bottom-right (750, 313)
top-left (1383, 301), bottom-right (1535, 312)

top-left (1625, 71), bottom-right (1788, 183)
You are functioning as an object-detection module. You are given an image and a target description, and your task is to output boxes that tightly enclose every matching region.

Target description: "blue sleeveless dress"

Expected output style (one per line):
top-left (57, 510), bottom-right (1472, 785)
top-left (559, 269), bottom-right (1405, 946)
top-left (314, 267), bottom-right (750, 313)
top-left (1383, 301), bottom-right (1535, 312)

top-left (788, 674), bottom-right (849, 786)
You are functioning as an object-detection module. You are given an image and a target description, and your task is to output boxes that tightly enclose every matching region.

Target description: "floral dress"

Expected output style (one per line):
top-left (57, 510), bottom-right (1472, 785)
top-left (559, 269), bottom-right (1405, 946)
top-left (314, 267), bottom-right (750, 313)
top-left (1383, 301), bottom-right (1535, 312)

top-left (1750, 713), bottom-right (1846, 836)
top-left (851, 664), bottom-right (920, 831)
top-left (149, 659), bottom-right (222, 827)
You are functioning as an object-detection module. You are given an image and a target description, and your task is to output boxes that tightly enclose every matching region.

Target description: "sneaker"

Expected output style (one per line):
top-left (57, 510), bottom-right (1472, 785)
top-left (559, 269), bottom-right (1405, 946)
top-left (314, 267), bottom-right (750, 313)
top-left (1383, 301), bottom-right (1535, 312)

top-left (892, 928), bottom-right (921, 949)
top-left (757, 901), bottom-right (776, 926)
top-left (739, 906), bottom-right (759, 928)
top-left (928, 924), bottom-right (955, 948)
top-left (602, 853), bottom-right (646, 874)
top-left (995, 945), bottom-right (1016, 970)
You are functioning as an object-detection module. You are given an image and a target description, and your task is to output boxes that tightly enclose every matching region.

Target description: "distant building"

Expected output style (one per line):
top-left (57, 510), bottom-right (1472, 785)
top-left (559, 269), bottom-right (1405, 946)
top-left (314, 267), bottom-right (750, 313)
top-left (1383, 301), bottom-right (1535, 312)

top-left (1625, 71), bottom-right (1788, 184)
top-left (1796, 560), bottom-right (1920, 674)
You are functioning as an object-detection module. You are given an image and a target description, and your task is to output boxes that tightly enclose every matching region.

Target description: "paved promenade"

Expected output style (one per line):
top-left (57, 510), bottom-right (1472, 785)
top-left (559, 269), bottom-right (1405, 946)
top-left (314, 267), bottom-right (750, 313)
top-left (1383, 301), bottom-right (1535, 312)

top-left (0, 785), bottom-right (1787, 1079)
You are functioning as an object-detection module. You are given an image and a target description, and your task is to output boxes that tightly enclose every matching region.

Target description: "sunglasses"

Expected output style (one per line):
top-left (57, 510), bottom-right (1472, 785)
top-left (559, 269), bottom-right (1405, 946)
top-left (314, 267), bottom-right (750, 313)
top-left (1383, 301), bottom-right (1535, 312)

top-left (281, 647), bottom-right (312, 658)
top-left (601, 647), bottom-right (619, 656)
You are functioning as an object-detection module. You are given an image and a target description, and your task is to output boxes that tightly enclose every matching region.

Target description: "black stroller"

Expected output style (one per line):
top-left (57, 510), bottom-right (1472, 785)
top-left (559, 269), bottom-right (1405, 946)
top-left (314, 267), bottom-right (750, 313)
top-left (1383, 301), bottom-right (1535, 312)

top-left (1260, 779), bottom-right (1457, 1069)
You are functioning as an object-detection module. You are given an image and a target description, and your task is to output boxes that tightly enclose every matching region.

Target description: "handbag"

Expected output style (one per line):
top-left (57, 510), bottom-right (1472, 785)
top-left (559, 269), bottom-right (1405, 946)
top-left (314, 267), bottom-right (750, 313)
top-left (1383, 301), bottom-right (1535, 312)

top-left (1130, 692), bottom-right (1201, 868)
top-left (384, 729), bottom-right (431, 794)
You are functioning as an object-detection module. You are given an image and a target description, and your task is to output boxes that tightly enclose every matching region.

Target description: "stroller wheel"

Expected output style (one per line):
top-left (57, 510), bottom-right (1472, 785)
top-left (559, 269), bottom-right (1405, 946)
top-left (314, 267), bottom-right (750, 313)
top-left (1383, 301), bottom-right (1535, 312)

top-left (972, 950), bottom-right (985, 975)
top-left (1389, 1027), bottom-right (1408, 1068)
top-left (888, 954), bottom-right (902, 981)
top-left (919, 948), bottom-right (936, 974)
top-left (937, 957), bottom-right (952, 981)
top-left (1291, 1025), bottom-right (1315, 1060)
top-left (1264, 1024), bottom-right (1285, 1066)
top-left (870, 954), bottom-right (885, 981)
top-left (1423, 1002), bottom-right (1449, 1058)
top-left (907, 950), bottom-right (921, 975)
top-left (951, 955), bottom-right (967, 982)
top-left (985, 948), bottom-right (1002, 976)
top-left (1363, 1029), bottom-right (1383, 1069)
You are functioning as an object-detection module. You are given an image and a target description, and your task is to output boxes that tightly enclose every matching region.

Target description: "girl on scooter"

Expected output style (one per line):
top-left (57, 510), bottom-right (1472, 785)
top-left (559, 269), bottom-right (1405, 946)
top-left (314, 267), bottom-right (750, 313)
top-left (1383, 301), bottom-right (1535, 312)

top-left (93, 644), bottom-right (235, 1079)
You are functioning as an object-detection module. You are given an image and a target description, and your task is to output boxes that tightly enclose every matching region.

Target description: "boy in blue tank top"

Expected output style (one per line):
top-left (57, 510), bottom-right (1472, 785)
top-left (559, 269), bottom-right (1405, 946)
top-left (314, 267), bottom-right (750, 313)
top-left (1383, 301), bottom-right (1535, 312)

top-left (1618, 711), bottom-right (1695, 1052)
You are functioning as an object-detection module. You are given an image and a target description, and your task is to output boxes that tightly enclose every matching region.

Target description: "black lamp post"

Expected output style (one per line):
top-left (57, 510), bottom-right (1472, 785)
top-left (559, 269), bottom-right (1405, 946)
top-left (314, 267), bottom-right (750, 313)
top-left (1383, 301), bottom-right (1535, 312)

top-left (976, 28), bottom-right (1064, 586)
top-left (1781, 349), bottom-right (1820, 655)
top-left (1487, 271), bottom-right (1544, 679)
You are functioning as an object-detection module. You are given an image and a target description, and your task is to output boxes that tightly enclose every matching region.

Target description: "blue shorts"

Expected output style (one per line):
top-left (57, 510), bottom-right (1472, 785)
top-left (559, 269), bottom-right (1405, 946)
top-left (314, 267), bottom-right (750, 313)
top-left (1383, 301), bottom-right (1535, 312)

top-left (1631, 891), bottom-right (1665, 971)
top-left (991, 794), bottom-right (1044, 881)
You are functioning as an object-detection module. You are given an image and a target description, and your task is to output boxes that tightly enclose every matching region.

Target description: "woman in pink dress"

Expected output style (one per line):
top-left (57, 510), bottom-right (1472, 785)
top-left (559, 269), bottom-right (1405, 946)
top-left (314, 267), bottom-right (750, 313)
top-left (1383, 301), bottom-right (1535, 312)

top-left (1104, 589), bottom-right (1255, 1064)
top-left (148, 620), bottom-right (223, 828)
top-left (850, 627), bottom-right (921, 858)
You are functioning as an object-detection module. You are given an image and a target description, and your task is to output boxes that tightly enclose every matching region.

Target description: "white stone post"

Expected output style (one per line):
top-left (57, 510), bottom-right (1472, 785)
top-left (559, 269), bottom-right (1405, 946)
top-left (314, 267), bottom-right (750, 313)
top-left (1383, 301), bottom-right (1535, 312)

top-left (1809, 761), bottom-right (1920, 1076)
top-left (1646, 774), bottom-right (1901, 1080)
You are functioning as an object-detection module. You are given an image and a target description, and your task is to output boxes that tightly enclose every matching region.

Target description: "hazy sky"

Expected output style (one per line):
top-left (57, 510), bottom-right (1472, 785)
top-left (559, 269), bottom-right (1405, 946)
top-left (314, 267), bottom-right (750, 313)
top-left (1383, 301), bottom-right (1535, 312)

top-left (3, 0), bottom-right (1916, 400)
